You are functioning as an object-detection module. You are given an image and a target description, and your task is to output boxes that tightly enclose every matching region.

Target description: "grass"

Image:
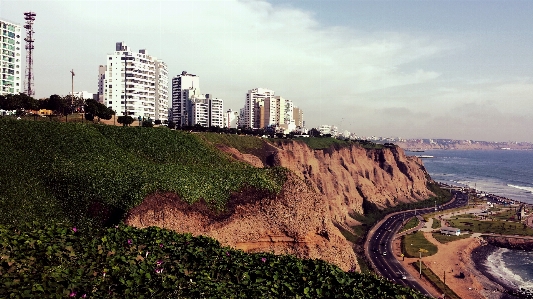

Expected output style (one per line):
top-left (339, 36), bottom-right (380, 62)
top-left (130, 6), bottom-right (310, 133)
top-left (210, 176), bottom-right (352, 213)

top-left (431, 218), bottom-right (441, 229)
top-left (431, 232), bottom-right (471, 244)
top-left (291, 137), bottom-right (385, 150)
top-left (198, 132), bottom-right (265, 154)
top-left (401, 231), bottom-right (438, 258)
top-left (448, 217), bottom-right (533, 236)
top-left (410, 262), bottom-right (461, 299)
top-left (400, 217), bottom-right (420, 233)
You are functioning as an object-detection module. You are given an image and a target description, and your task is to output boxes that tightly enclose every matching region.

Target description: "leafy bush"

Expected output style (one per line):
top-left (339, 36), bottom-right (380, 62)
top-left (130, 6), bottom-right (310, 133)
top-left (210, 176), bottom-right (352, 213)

top-left (0, 223), bottom-right (430, 298)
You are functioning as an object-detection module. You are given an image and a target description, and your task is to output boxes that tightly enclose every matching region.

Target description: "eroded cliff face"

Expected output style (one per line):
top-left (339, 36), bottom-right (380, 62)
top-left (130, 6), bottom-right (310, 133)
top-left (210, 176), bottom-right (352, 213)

top-left (267, 142), bottom-right (433, 227)
top-left (125, 140), bottom-right (433, 271)
top-left (125, 172), bottom-right (359, 271)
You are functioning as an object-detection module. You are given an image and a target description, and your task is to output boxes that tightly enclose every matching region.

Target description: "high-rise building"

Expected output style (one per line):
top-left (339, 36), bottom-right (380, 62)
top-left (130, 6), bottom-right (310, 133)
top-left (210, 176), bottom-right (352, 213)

top-left (207, 94), bottom-right (224, 128)
top-left (171, 71), bottom-right (199, 126)
top-left (293, 107), bottom-right (304, 128)
top-left (224, 109), bottom-right (239, 128)
top-left (0, 19), bottom-right (22, 95)
top-left (171, 72), bottom-right (223, 128)
top-left (241, 88), bottom-right (275, 129)
top-left (101, 42), bottom-right (169, 121)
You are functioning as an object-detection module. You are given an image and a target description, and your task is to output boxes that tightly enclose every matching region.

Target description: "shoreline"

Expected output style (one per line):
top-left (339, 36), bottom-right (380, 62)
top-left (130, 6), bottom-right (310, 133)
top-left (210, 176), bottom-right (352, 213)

top-left (470, 243), bottom-right (521, 299)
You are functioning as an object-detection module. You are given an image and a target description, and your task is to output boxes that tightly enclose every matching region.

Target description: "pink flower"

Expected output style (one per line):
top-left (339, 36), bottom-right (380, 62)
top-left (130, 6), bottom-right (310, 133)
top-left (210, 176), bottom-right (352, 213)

top-left (155, 268), bottom-right (163, 274)
top-left (156, 259), bottom-right (163, 266)
top-left (159, 243), bottom-right (163, 248)
top-left (69, 292), bottom-right (77, 297)
top-left (82, 295), bottom-right (87, 298)
top-left (261, 257), bottom-right (267, 263)
top-left (127, 239), bottom-right (132, 245)
top-left (226, 252), bottom-right (230, 257)
top-left (72, 227), bottom-right (77, 233)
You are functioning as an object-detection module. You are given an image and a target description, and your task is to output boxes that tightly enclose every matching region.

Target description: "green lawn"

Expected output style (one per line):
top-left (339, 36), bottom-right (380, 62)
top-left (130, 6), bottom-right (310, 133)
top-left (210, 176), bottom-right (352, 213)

top-left (402, 231), bottom-right (438, 258)
top-left (400, 217), bottom-right (420, 233)
top-left (448, 217), bottom-right (533, 236)
top-left (410, 262), bottom-right (461, 299)
top-left (431, 232), bottom-right (471, 244)
top-left (431, 218), bottom-right (441, 229)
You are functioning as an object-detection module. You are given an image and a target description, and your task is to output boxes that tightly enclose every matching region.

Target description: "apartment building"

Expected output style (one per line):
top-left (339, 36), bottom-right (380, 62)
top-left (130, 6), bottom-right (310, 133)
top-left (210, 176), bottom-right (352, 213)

top-left (171, 71), bottom-right (199, 126)
top-left (293, 107), bottom-right (304, 128)
top-left (0, 19), bottom-right (22, 95)
top-left (240, 88), bottom-right (275, 129)
top-left (171, 71), bottom-right (223, 127)
top-left (101, 42), bottom-right (169, 121)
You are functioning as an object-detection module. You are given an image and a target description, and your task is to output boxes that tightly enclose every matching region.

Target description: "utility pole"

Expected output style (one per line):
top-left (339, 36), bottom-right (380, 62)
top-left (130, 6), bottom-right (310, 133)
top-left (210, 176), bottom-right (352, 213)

top-left (70, 69), bottom-right (75, 107)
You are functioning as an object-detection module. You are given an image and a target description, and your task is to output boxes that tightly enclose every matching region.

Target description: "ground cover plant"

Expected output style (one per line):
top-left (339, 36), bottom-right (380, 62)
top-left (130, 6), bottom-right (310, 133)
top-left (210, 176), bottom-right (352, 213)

top-left (0, 223), bottom-right (430, 299)
top-left (401, 232), bottom-right (438, 258)
top-left (0, 119), bottom-right (286, 228)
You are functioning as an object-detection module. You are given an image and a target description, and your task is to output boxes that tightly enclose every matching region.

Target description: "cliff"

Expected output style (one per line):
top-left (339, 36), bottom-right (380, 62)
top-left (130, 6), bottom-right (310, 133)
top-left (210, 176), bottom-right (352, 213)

top-left (266, 141), bottom-right (434, 227)
top-left (125, 172), bottom-right (358, 271)
top-left (125, 139), bottom-right (434, 271)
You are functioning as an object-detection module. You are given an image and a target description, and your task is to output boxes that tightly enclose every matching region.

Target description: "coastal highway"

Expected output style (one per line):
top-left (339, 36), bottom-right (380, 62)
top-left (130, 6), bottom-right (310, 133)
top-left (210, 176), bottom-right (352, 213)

top-left (365, 191), bottom-right (468, 297)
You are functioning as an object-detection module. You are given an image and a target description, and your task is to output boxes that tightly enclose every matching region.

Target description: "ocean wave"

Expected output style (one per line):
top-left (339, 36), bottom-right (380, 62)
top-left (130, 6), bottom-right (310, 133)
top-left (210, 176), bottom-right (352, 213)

top-left (485, 248), bottom-right (531, 291)
top-left (507, 184), bottom-right (533, 193)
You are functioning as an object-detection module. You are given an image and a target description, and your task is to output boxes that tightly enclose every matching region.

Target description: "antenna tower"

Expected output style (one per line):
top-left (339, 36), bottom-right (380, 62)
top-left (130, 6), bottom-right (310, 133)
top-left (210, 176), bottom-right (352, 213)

top-left (24, 12), bottom-right (36, 96)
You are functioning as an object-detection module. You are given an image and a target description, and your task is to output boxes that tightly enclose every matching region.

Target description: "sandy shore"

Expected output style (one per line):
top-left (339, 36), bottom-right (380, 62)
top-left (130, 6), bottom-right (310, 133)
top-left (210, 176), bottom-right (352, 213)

top-left (393, 232), bottom-right (518, 299)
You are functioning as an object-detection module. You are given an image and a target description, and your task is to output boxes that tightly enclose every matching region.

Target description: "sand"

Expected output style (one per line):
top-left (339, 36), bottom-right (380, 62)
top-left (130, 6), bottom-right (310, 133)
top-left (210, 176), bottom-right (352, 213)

top-left (393, 232), bottom-right (511, 299)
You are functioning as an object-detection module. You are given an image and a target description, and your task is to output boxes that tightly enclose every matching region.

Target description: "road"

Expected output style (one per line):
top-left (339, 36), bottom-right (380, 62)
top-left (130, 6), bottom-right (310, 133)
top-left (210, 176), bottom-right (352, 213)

top-left (365, 191), bottom-right (469, 297)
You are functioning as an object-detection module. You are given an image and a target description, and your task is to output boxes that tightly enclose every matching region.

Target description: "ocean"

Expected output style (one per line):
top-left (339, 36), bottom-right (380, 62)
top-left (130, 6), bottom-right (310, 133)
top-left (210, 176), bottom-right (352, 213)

top-left (414, 149), bottom-right (533, 293)
top-left (420, 150), bottom-right (533, 204)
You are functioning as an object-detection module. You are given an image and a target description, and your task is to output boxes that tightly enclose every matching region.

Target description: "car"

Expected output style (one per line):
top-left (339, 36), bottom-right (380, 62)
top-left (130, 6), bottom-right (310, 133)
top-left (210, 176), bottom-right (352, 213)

top-left (401, 274), bottom-right (407, 279)
top-left (382, 252), bottom-right (387, 256)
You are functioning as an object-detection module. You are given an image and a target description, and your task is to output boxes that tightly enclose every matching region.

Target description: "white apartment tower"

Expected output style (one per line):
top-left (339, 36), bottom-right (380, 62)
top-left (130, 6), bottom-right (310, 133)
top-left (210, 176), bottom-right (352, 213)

top-left (171, 72), bottom-right (223, 128)
top-left (241, 88), bottom-right (275, 129)
top-left (0, 19), bottom-right (22, 95)
top-left (101, 42), bottom-right (169, 121)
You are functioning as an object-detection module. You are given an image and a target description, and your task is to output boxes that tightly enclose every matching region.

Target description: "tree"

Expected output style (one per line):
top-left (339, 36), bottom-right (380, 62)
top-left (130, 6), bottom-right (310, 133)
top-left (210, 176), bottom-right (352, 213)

top-left (0, 93), bottom-right (39, 112)
top-left (117, 116), bottom-right (134, 126)
top-left (84, 99), bottom-right (115, 121)
top-left (308, 128), bottom-right (321, 137)
top-left (141, 120), bottom-right (153, 127)
top-left (167, 120), bottom-right (176, 129)
top-left (44, 94), bottom-right (70, 115)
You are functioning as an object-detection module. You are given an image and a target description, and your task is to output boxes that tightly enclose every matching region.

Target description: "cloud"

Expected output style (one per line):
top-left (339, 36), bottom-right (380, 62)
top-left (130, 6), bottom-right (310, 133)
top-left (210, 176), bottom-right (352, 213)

top-left (3, 0), bottom-right (532, 142)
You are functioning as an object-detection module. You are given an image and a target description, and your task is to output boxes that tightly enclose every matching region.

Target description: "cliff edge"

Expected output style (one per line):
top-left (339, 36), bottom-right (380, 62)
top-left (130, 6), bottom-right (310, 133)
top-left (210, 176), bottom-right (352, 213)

top-left (126, 139), bottom-right (434, 271)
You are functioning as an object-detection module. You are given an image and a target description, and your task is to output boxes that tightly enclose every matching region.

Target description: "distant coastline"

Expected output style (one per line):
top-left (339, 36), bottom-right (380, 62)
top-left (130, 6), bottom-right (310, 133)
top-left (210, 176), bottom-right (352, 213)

top-left (390, 139), bottom-right (533, 151)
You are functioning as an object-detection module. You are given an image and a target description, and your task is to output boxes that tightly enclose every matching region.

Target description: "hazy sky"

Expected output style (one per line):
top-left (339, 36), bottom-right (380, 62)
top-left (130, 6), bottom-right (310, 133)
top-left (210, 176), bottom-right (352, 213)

top-left (2, 0), bottom-right (533, 142)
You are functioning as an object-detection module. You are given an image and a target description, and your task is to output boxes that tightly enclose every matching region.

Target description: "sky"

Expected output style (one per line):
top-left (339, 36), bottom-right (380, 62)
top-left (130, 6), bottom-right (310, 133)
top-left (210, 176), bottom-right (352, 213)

top-left (1, 0), bottom-right (533, 142)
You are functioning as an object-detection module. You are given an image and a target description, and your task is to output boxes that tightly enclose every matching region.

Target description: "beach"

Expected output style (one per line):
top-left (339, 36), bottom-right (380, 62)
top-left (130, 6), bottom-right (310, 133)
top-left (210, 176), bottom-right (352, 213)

top-left (393, 229), bottom-right (522, 299)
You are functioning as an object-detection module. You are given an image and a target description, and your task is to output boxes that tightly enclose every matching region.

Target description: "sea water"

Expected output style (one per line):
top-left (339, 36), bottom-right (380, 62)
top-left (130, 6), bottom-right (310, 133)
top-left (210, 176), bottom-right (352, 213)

top-left (420, 150), bottom-right (533, 204)
top-left (415, 149), bottom-right (533, 292)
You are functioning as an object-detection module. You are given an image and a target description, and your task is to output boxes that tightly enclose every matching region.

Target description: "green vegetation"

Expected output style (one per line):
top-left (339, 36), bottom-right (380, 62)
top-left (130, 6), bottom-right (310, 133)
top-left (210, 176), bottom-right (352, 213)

top-left (292, 137), bottom-right (385, 150)
top-left (400, 217), bottom-right (420, 233)
top-left (410, 262), bottom-right (461, 299)
top-left (198, 132), bottom-right (265, 154)
top-left (447, 216), bottom-right (533, 236)
top-left (431, 233), bottom-right (471, 244)
top-left (431, 218), bottom-right (441, 229)
top-left (0, 223), bottom-right (430, 299)
top-left (0, 119), bottom-right (286, 228)
top-left (401, 232), bottom-right (438, 258)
